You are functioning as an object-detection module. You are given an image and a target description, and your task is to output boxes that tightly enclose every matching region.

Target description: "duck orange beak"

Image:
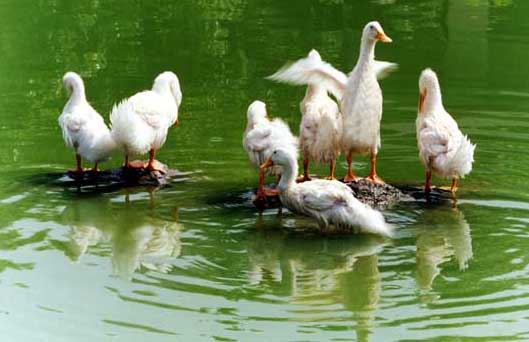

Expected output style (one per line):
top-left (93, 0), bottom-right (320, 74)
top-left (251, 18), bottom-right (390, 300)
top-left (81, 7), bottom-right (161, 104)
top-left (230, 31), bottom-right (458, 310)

top-left (260, 157), bottom-right (274, 169)
top-left (376, 30), bottom-right (392, 43)
top-left (418, 90), bottom-right (426, 113)
top-left (174, 119), bottom-right (179, 128)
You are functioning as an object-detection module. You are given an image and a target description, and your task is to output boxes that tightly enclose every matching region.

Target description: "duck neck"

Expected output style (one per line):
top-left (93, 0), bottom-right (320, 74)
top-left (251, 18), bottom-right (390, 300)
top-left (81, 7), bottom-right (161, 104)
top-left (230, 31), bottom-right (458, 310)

top-left (357, 37), bottom-right (376, 66)
top-left (278, 155), bottom-right (298, 192)
top-left (422, 85), bottom-right (444, 114)
top-left (246, 116), bottom-right (268, 131)
top-left (67, 81), bottom-right (86, 107)
top-left (152, 81), bottom-right (172, 98)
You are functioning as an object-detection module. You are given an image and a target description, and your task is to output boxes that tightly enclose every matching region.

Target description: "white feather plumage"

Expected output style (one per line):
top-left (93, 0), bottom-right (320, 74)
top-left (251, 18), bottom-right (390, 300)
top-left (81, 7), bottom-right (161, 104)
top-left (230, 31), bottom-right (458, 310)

top-left (300, 95), bottom-right (342, 164)
top-left (268, 51), bottom-right (348, 102)
top-left (110, 71), bottom-right (181, 158)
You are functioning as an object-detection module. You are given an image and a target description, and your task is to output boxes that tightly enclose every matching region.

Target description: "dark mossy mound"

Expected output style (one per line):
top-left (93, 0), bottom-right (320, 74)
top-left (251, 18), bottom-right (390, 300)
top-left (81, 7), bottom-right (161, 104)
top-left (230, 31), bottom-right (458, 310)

top-left (58, 160), bottom-right (187, 191)
top-left (345, 179), bottom-right (406, 209)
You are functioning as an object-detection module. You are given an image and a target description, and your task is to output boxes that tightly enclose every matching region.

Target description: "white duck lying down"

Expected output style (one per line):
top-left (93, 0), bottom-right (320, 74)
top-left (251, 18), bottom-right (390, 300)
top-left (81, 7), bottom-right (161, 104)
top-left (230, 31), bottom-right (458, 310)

top-left (243, 101), bottom-right (298, 201)
top-left (417, 68), bottom-right (476, 193)
top-left (110, 71), bottom-right (182, 172)
top-left (268, 21), bottom-right (397, 184)
top-left (58, 72), bottom-right (115, 172)
top-left (269, 49), bottom-right (342, 181)
top-left (261, 148), bottom-right (392, 237)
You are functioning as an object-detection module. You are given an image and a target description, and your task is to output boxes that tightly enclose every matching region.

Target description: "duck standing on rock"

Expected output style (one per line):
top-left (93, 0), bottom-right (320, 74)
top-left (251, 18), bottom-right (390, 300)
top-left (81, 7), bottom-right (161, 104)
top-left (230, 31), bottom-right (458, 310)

top-left (268, 22), bottom-right (396, 184)
top-left (417, 68), bottom-right (475, 193)
top-left (110, 71), bottom-right (182, 172)
top-left (261, 148), bottom-right (392, 237)
top-left (243, 101), bottom-right (298, 202)
top-left (269, 49), bottom-right (343, 181)
top-left (58, 72), bottom-right (116, 173)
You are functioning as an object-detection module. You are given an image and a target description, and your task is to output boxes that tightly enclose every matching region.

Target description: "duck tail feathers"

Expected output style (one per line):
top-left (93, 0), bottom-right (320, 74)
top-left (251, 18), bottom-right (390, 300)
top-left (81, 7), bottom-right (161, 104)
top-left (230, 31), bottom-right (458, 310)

top-left (355, 206), bottom-right (393, 237)
top-left (452, 135), bottom-right (476, 177)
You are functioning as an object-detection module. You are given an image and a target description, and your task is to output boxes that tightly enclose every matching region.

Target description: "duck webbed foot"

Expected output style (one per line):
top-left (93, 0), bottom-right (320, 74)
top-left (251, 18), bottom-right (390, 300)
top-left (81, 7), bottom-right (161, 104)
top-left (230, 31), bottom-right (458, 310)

top-left (146, 160), bottom-right (167, 174)
top-left (125, 160), bottom-right (146, 169)
top-left (366, 174), bottom-right (385, 185)
top-left (296, 175), bottom-right (311, 183)
top-left (343, 173), bottom-right (361, 183)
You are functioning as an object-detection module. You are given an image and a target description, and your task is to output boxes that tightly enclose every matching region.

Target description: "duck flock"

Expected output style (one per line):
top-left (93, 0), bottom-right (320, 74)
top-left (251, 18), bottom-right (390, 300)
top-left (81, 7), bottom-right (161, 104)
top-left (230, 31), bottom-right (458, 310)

top-left (58, 21), bottom-right (475, 238)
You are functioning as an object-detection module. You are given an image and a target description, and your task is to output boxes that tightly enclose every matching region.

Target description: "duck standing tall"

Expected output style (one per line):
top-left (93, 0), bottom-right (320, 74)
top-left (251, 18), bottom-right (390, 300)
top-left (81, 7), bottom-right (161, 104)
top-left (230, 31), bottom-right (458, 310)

top-left (58, 72), bottom-right (115, 172)
top-left (341, 22), bottom-right (393, 184)
top-left (269, 50), bottom-right (343, 181)
top-left (110, 72), bottom-right (182, 172)
top-left (416, 68), bottom-right (475, 193)
top-left (268, 22), bottom-right (396, 184)
top-left (243, 101), bottom-right (298, 201)
top-left (261, 148), bottom-right (391, 237)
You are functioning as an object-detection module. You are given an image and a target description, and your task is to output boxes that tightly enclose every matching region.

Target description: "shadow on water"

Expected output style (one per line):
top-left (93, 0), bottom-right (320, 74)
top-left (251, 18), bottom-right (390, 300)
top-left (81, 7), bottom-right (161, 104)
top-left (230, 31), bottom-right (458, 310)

top-left (24, 168), bottom-right (192, 194)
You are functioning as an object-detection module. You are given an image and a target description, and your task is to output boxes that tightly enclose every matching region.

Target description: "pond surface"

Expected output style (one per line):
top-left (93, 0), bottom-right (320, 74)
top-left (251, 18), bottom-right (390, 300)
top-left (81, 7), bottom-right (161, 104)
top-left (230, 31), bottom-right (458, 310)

top-left (1, 1), bottom-right (529, 341)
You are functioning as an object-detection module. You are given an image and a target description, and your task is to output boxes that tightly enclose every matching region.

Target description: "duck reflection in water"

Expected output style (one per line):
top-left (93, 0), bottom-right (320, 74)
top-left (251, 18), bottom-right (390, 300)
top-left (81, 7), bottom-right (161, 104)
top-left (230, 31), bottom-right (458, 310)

top-left (415, 206), bottom-right (472, 291)
top-left (62, 192), bottom-right (182, 280)
top-left (111, 209), bottom-right (181, 280)
top-left (247, 227), bottom-right (385, 341)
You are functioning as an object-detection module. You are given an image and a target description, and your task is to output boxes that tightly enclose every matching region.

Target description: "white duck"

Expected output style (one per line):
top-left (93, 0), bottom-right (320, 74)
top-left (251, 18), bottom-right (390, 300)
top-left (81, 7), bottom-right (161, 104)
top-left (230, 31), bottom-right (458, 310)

top-left (261, 148), bottom-right (392, 237)
top-left (269, 22), bottom-right (396, 184)
top-left (58, 72), bottom-right (115, 172)
top-left (417, 68), bottom-right (475, 193)
top-left (110, 71), bottom-right (182, 171)
top-left (243, 101), bottom-right (298, 201)
top-left (269, 49), bottom-right (342, 181)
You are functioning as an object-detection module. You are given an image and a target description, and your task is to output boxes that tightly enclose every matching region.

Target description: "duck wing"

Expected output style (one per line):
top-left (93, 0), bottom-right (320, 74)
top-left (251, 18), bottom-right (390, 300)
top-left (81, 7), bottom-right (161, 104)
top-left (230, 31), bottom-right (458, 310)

top-left (128, 91), bottom-right (168, 129)
top-left (244, 124), bottom-right (272, 152)
top-left (298, 180), bottom-right (352, 211)
top-left (419, 113), bottom-right (463, 157)
top-left (373, 60), bottom-right (398, 80)
top-left (267, 55), bottom-right (347, 101)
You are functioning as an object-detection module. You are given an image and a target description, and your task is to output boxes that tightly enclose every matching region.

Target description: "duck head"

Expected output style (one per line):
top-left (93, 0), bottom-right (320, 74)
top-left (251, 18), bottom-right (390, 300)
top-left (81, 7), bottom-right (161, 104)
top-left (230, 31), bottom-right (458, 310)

top-left (63, 72), bottom-right (86, 103)
top-left (153, 71), bottom-right (182, 126)
top-left (362, 21), bottom-right (392, 43)
top-left (307, 49), bottom-right (322, 61)
top-left (260, 148), bottom-right (292, 169)
top-left (261, 148), bottom-right (298, 191)
top-left (153, 71), bottom-right (182, 105)
top-left (418, 68), bottom-right (443, 114)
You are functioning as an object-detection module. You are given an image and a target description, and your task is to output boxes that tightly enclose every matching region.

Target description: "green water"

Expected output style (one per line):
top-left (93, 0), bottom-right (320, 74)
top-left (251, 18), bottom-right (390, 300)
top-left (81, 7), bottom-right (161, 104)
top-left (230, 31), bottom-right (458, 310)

top-left (1, 0), bottom-right (529, 341)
